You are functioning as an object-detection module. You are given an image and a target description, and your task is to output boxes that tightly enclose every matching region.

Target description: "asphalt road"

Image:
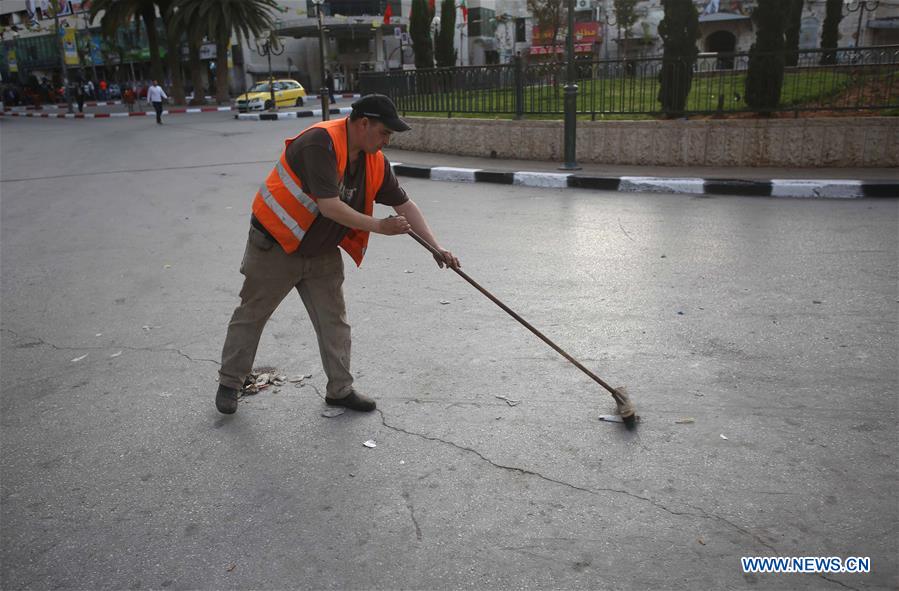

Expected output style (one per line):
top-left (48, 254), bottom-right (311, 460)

top-left (1, 114), bottom-right (897, 590)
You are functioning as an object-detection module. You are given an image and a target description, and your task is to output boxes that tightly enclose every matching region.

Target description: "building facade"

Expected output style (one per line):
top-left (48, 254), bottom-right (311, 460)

top-left (3, 0), bottom-right (898, 95)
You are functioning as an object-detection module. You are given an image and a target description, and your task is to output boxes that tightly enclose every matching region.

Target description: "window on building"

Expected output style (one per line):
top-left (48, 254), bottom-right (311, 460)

top-left (309, 0), bottom-right (383, 17)
top-left (468, 7), bottom-right (496, 38)
top-left (515, 18), bottom-right (526, 43)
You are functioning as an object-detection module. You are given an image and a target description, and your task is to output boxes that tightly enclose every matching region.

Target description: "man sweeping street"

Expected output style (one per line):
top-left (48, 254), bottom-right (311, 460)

top-left (215, 94), bottom-right (460, 415)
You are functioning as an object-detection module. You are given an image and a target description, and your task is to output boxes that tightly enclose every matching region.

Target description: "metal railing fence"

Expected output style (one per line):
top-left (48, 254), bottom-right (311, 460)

top-left (359, 45), bottom-right (899, 117)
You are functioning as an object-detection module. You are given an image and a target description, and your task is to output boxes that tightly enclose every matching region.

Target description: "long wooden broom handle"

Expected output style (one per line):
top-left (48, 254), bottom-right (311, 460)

top-left (407, 230), bottom-right (622, 404)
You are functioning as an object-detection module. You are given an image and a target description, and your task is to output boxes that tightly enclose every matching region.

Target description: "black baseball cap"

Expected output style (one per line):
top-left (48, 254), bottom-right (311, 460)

top-left (351, 94), bottom-right (411, 132)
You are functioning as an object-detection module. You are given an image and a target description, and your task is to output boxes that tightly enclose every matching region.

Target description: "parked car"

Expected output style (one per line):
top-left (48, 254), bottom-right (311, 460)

top-left (235, 79), bottom-right (306, 112)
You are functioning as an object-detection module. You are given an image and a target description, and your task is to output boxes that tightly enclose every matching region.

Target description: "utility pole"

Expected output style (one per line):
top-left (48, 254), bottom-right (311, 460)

top-left (52, 0), bottom-right (73, 113)
top-left (560, 0), bottom-right (579, 170)
top-left (81, 7), bottom-right (99, 85)
top-left (312, 0), bottom-right (330, 120)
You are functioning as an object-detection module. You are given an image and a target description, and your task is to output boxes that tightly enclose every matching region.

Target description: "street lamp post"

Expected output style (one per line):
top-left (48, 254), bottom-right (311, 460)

top-left (560, 0), bottom-right (579, 170)
top-left (253, 33), bottom-right (284, 111)
top-left (311, 0), bottom-right (330, 121)
top-left (52, 2), bottom-right (74, 114)
top-left (83, 12), bottom-right (100, 86)
top-left (845, 1), bottom-right (880, 48)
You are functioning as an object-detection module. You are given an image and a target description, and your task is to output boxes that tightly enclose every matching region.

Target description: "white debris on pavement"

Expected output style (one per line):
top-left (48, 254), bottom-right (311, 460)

top-left (495, 395), bottom-right (521, 407)
top-left (598, 415), bottom-right (624, 423)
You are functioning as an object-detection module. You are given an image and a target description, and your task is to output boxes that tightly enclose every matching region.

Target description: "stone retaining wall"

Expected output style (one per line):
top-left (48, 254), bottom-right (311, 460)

top-left (388, 116), bottom-right (898, 168)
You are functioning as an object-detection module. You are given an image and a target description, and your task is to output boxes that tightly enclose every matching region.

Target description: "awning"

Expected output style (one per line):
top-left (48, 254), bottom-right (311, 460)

top-left (275, 16), bottom-right (397, 39)
top-left (867, 18), bottom-right (899, 29)
top-left (529, 43), bottom-right (594, 55)
top-left (699, 12), bottom-right (750, 23)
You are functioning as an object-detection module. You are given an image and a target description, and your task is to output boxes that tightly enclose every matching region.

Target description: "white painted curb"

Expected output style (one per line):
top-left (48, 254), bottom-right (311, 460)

top-left (513, 172), bottom-right (571, 188)
top-left (620, 176), bottom-right (706, 194)
top-left (771, 179), bottom-right (863, 199)
top-left (430, 167), bottom-right (479, 182)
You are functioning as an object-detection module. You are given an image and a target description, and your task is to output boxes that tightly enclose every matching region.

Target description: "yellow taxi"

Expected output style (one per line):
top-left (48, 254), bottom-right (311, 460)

top-left (235, 79), bottom-right (307, 111)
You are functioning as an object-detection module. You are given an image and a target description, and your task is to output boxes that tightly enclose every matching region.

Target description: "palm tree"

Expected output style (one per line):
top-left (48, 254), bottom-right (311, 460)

top-left (156, 0), bottom-right (185, 104)
top-left (173, 0), bottom-right (279, 105)
top-left (90, 0), bottom-right (164, 85)
top-left (169, 0), bottom-right (210, 104)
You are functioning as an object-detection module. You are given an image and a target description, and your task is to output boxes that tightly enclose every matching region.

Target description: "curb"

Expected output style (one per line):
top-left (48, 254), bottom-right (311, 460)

top-left (4, 101), bottom-right (123, 110)
top-left (0, 106), bottom-right (234, 119)
top-left (1, 96), bottom-right (217, 110)
top-left (306, 93), bottom-right (361, 100)
top-left (235, 107), bottom-right (353, 121)
top-left (389, 164), bottom-right (899, 199)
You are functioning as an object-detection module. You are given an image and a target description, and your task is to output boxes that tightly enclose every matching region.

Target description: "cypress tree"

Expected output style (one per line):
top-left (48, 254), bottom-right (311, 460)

top-left (820, 0), bottom-right (843, 65)
top-left (410, 0), bottom-right (434, 69)
top-left (784, 0), bottom-right (804, 67)
top-left (657, 0), bottom-right (699, 117)
top-left (435, 0), bottom-right (456, 67)
top-left (745, 0), bottom-right (787, 115)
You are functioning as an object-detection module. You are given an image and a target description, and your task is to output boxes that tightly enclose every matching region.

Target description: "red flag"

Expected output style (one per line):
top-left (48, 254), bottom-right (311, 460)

top-left (460, 0), bottom-right (468, 22)
top-left (383, 2), bottom-right (392, 24)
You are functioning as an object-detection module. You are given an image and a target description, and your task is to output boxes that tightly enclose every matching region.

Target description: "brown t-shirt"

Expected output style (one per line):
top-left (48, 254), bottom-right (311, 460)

top-left (263, 125), bottom-right (407, 256)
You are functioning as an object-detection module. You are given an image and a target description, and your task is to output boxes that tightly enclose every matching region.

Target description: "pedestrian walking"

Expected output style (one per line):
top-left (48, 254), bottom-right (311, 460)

top-left (98, 79), bottom-right (107, 100)
top-left (146, 80), bottom-right (167, 124)
top-left (74, 82), bottom-right (85, 113)
top-left (326, 70), bottom-right (336, 103)
top-left (86, 79), bottom-right (95, 100)
top-left (123, 87), bottom-right (135, 112)
top-left (215, 94), bottom-right (460, 415)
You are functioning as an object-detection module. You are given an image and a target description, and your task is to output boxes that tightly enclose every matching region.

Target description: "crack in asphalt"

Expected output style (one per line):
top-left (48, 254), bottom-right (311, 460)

top-left (819, 574), bottom-right (861, 591)
top-left (402, 492), bottom-right (423, 542)
top-left (2, 330), bottom-right (864, 591)
top-left (374, 409), bottom-right (867, 591)
top-left (376, 411), bottom-right (862, 591)
top-left (0, 327), bottom-right (220, 366)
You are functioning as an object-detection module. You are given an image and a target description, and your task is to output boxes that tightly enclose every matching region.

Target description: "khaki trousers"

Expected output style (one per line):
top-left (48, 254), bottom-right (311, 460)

top-left (219, 226), bottom-right (354, 399)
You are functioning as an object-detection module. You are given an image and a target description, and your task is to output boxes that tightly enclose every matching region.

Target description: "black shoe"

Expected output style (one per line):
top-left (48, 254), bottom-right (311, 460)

top-left (325, 390), bottom-right (376, 412)
top-left (215, 384), bottom-right (239, 414)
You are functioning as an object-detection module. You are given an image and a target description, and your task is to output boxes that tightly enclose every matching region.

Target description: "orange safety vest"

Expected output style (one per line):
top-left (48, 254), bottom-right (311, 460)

top-left (251, 118), bottom-right (386, 266)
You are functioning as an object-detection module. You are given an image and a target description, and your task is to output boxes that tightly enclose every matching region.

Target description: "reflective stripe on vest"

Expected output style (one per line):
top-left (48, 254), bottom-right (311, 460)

top-left (250, 118), bottom-right (386, 266)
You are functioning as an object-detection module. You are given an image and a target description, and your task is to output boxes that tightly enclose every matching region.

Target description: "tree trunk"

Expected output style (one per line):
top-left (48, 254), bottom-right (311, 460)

top-left (745, 0), bottom-right (787, 114)
top-left (784, 0), bottom-right (803, 67)
top-left (215, 32), bottom-right (229, 105)
top-left (657, 0), bottom-right (699, 117)
top-left (820, 0), bottom-right (842, 65)
top-left (159, 4), bottom-right (185, 104)
top-left (188, 38), bottom-right (204, 105)
top-left (140, 6), bottom-right (164, 83)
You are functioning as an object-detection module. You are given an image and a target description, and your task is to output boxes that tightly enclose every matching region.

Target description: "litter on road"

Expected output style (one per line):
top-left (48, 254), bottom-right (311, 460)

top-left (362, 440), bottom-right (377, 448)
top-left (321, 408), bottom-right (345, 418)
top-left (71, 354), bottom-right (88, 362)
top-left (495, 395), bottom-right (521, 406)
